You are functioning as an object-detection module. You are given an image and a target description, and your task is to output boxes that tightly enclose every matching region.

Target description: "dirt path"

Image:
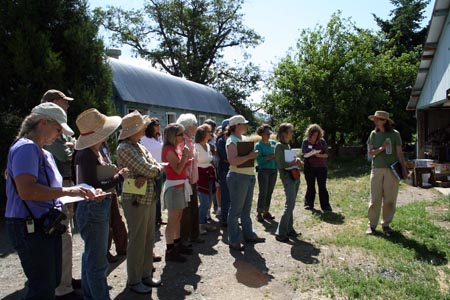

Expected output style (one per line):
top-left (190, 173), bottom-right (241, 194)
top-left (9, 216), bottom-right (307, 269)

top-left (0, 185), bottom-right (443, 300)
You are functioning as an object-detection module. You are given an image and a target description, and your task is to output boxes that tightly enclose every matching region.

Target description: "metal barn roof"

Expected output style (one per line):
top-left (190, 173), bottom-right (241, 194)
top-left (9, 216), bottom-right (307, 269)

top-left (109, 58), bottom-right (235, 116)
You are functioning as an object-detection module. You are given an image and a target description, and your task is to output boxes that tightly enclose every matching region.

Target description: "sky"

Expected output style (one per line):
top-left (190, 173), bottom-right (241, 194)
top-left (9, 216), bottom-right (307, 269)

top-left (88, 0), bottom-right (434, 100)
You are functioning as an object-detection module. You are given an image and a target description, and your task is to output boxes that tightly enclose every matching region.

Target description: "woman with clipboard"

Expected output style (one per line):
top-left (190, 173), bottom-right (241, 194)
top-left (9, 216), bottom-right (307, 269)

top-left (226, 115), bottom-right (265, 251)
top-left (73, 108), bottom-right (126, 300)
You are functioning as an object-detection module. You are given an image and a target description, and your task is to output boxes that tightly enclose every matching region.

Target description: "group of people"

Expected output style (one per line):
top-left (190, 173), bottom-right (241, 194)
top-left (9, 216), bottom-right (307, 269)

top-left (5, 86), bottom-right (407, 300)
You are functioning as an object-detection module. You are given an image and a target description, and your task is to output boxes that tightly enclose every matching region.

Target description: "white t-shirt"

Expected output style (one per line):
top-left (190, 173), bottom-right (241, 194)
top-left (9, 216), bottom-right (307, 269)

top-left (141, 136), bottom-right (163, 163)
top-left (194, 143), bottom-right (213, 168)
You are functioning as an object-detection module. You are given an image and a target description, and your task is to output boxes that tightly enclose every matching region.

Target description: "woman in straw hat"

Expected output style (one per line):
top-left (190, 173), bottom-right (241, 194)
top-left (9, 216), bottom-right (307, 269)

top-left (366, 110), bottom-right (408, 236)
top-left (116, 110), bottom-right (163, 295)
top-left (5, 102), bottom-right (95, 300)
top-left (73, 108), bottom-right (126, 300)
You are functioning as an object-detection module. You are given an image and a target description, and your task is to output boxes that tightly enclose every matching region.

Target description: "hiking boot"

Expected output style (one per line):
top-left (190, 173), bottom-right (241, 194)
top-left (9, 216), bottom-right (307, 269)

top-left (275, 235), bottom-right (289, 243)
top-left (175, 242), bottom-right (193, 255)
top-left (165, 249), bottom-right (187, 263)
top-left (382, 226), bottom-right (395, 235)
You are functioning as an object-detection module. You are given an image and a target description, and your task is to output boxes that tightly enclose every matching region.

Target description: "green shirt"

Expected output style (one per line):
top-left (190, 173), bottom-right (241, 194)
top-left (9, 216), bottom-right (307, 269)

top-left (275, 142), bottom-right (292, 180)
top-left (44, 133), bottom-right (73, 178)
top-left (367, 129), bottom-right (402, 168)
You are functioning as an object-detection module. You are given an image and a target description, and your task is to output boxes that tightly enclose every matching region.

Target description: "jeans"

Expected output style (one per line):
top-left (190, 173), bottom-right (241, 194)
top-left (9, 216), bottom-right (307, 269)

top-left (227, 172), bottom-right (257, 243)
top-left (76, 198), bottom-right (111, 300)
top-left (276, 176), bottom-right (300, 236)
top-left (198, 181), bottom-right (215, 224)
top-left (219, 169), bottom-right (230, 225)
top-left (6, 218), bottom-right (62, 300)
top-left (304, 165), bottom-right (330, 210)
top-left (256, 169), bottom-right (278, 213)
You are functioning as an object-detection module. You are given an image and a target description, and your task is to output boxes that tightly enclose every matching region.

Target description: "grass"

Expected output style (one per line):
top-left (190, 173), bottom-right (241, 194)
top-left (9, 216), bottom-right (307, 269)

top-left (286, 156), bottom-right (450, 300)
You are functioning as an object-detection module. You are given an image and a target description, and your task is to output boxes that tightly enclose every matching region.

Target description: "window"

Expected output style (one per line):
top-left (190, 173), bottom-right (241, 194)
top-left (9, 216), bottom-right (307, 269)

top-left (127, 108), bottom-right (146, 115)
top-left (198, 115), bottom-right (206, 125)
top-left (166, 112), bottom-right (176, 124)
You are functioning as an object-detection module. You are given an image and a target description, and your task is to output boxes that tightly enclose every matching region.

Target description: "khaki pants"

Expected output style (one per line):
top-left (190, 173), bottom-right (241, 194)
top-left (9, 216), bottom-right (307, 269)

top-left (55, 203), bottom-right (75, 296)
top-left (122, 198), bottom-right (156, 285)
top-left (368, 168), bottom-right (399, 228)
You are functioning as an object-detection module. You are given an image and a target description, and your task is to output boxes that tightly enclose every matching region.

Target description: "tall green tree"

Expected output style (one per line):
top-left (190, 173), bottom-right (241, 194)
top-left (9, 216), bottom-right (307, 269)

top-left (373, 0), bottom-right (430, 56)
top-left (94, 0), bottom-right (263, 120)
top-left (264, 12), bottom-right (419, 148)
top-left (0, 0), bottom-right (112, 199)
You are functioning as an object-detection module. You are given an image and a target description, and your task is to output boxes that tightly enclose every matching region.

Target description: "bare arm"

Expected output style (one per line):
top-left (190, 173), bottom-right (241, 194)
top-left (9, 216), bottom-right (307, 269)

top-left (167, 147), bottom-right (190, 175)
top-left (14, 174), bottom-right (95, 201)
top-left (226, 143), bottom-right (258, 166)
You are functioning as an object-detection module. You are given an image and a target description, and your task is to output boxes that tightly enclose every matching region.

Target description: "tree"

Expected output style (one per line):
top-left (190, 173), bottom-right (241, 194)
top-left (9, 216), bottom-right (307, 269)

top-left (373, 0), bottom-right (430, 56)
top-left (263, 12), bottom-right (420, 149)
top-left (0, 0), bottom-right (112, 200)
top-left (94, 0), bottom-right (263, 119)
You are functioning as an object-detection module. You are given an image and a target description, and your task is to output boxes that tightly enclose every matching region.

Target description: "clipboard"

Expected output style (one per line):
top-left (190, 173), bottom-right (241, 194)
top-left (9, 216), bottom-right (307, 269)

top-left (237, 141), bottom-right (255, 168)
top-left (390, 161), bottom-right (404, 180)
top-left (123, 178), bottom-right (147, 195)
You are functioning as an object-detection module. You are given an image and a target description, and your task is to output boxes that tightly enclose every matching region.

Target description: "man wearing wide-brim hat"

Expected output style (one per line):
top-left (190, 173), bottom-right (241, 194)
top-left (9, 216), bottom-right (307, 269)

top-left (366, 110), bottom-right (408, 236)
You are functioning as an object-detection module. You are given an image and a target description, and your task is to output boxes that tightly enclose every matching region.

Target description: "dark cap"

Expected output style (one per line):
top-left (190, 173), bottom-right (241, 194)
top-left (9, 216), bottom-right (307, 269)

top-left (41, 89), bottom-right (74, 103)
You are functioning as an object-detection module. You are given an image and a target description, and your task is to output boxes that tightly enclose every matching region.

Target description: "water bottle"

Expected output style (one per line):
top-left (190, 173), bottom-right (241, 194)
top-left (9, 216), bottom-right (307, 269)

top-left (385, 138), bottom-right (392, 155)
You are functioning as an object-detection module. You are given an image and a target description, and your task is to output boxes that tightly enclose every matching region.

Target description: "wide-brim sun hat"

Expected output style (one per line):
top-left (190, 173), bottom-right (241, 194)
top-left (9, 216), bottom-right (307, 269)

top-left (368, 110), bottom-right (394, 124)
top-left (31, 102), bottom-right (74, 136)
top-left (75, 108), bottom-right (122, 150)
top-left (118, 110), bottom-right (150, 140)
top-left (229, 115), bottom-right (249, 127)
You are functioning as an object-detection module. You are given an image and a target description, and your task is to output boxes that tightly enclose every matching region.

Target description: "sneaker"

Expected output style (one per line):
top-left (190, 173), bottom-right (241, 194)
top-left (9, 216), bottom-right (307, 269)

top-left (199, 225), bottom-right (207, 235)
top-left (142, 276), bottom-right (162, 287)
top-left (165, 249), bottom-right (187, 263)
top-left (304, 205), bottom-right (314, 210)
top-left (382, 226), bottom-right (395, 235)
top-left (275, 235), bottom-right (289, 243)
top-left (365, 226), bottom-right (376, 235)
top-left (215, 207), bottom-right (221, 216)
top-left (129, 282), bottom-right (152, 294)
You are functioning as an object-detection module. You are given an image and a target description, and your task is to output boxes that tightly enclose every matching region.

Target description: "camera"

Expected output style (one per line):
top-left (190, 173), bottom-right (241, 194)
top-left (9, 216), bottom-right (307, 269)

top-left (42, 208), bottom-right (67, 236)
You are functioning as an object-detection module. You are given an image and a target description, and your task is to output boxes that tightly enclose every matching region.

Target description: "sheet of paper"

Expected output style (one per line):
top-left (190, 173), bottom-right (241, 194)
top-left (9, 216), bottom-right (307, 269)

top-left (59, 183), bottom-right (95, 204)
top-left (303, 149), bottom-right (321, 158)
top-left (123, 178), bottom-right (147, 195)
top-left (284, 149), bottom-right (297, 163)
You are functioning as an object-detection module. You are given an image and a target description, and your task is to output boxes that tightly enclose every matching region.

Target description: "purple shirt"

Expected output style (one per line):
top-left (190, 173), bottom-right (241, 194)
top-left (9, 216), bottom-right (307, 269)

top-left (301, 138), bottom-right (328, 168)
top-left (6, 138), bottom-right (62, 219)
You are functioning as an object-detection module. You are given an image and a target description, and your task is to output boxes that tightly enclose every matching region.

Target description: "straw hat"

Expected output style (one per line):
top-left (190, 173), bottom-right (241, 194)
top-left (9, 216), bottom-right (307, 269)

top-left (118, 110), bottom-right (150, 140)
top-left (368, 110), bottom-right (394, 124)
top-left (74, 108), bottom-right (121, 150)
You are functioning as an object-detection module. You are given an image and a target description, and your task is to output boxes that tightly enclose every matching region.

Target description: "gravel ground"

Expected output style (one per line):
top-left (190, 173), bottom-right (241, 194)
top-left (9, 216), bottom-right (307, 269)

top-left (0, 185), bottom-right (443, 300)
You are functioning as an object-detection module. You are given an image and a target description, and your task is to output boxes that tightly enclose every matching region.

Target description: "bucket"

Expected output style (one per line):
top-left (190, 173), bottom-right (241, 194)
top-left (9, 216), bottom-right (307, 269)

top-left (421, 173), bottom-right (431, 185)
